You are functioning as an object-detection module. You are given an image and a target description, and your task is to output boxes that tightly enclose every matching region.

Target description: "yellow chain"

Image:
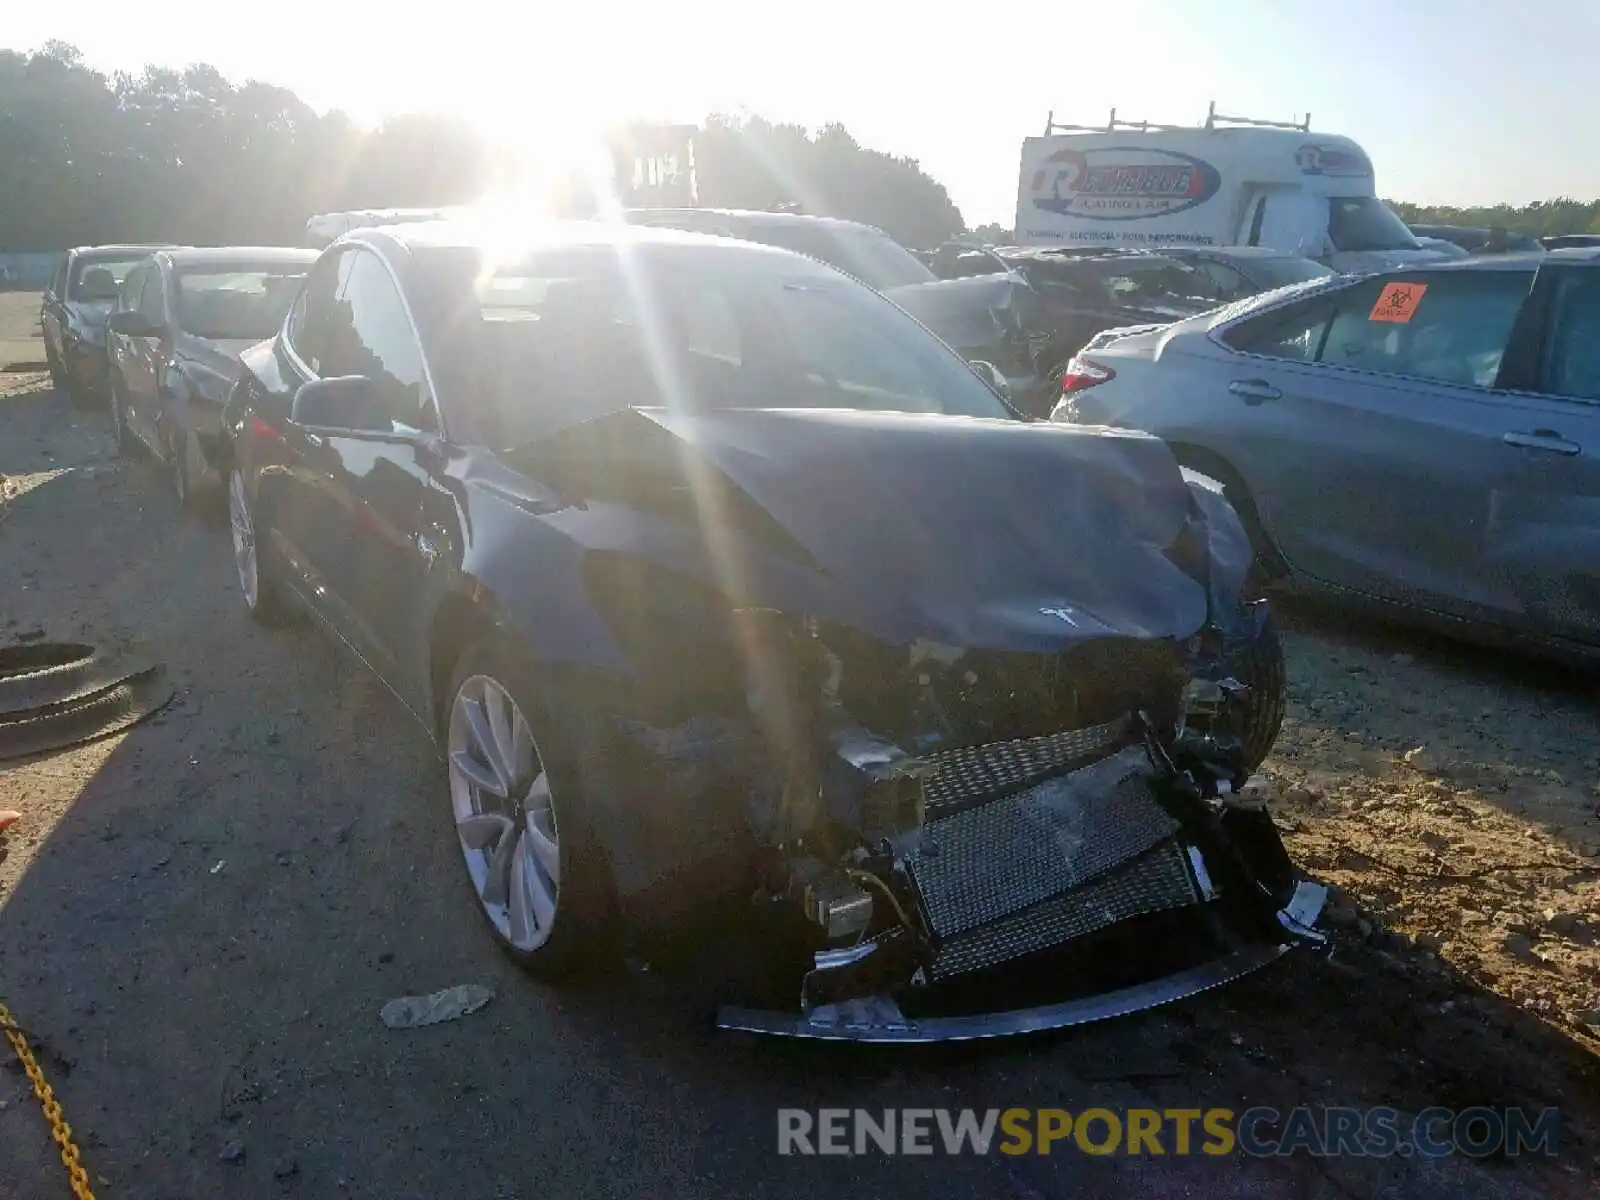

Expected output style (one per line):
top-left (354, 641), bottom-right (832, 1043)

top-left (0, 1000), bottom-right (96, 1199)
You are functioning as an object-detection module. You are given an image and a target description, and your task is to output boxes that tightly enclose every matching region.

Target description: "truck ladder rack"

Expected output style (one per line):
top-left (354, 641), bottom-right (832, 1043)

top-left (1043, 101), bottom-right (1311, 136)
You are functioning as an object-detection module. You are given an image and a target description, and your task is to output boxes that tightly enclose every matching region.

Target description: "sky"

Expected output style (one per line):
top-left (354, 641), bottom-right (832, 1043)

top-left (8, 0), bottom-right (1600, 228)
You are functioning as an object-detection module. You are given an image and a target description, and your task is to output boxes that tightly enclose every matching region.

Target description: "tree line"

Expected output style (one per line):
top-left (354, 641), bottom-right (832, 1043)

top-left (1385, 198), bottom-right (1600, 238)
top-left (0, 42), bottom-right (966, 252)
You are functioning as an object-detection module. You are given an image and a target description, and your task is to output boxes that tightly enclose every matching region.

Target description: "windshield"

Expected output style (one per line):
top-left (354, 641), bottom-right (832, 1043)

top-left (175, 267), bottom-right (310, 340)
top-left (69, 257), bottom-right (144, 301)
top-left (1245, 256), bottom-right (1337, 288)
top-left (1327, 197), bottom-right (1420, 253)
top-left (424, 244), bottom-right (1011, 447)
top-left (749, 223), bottom-right (936, 291)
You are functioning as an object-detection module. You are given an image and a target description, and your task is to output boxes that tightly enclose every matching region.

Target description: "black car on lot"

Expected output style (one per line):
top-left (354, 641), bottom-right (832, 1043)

top-left (1408, 223), bottom-right (1545, 255)
top-left (221, 218), bottom-right (1322, 1042)
top-left (624, 208), bottom-right (1043, 399)
top-left (106, 247), bottom-right (316, 509)
top-left (40, 244), bottom-right (180, 407)
top-left (929, 245), bottom-right (1335, 411)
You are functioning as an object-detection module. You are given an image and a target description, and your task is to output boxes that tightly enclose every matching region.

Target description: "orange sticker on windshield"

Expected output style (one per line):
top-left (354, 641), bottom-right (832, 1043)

top-left (1369, 282), bottom-right (1427, 323)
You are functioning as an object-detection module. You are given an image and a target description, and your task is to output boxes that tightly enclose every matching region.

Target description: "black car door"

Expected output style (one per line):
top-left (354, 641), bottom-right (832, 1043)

top-left (291, 244), bottom-right (445, 712)
top-left (259, 249), bottom-right (350, 618)
top-left (124, 265), bottom-right (172, 449)
top-left (40, 254), bottom-right (70, 364)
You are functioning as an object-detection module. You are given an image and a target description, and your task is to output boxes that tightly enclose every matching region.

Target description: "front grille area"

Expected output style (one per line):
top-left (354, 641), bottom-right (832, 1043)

top-left (904, 742), bottom-right (1200, 980)
top-left (920, 715), bottom-right (1134, 817)
top-left (929, 840), bottom-right (1199, 980)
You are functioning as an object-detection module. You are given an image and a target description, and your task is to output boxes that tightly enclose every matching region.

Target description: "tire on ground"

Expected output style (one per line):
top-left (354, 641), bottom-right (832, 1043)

top-left (1231, 619), bottom-right (1288, 774)
top-left (446, 633), bottom-right (618, 979)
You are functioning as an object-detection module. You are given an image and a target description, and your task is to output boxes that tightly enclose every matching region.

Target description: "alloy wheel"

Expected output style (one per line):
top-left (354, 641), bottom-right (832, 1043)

top-left (447, 674), bottom-right (561, 952)
top-left (171, 431), bottom-right (189, 505)
top-left (228, 471), bottom-right (259, 610)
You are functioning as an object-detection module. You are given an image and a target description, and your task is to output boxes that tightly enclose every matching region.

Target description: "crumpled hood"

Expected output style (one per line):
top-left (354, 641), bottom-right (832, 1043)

top-left (883, 274), bottom-right (1033, 355)
top-left (520, 406), bottom-right (1213, 650)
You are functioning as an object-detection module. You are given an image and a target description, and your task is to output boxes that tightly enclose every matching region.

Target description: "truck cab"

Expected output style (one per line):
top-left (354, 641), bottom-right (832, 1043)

top-left (1015, 104), bottom-right (1444, 273)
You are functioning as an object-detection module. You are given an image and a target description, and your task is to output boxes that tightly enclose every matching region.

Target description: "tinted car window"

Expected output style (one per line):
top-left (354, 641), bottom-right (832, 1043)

top-left (427, 244), bottom-right (1010, 446)
top-left (325, 249), bottom-right (431, 428)
top-left (69, 257), bottom-right (146, 301)
top-left (51, 255), bottom-right (69, 296)
top-left (1189, 259), bottom-right (1249, 301)
top-left (1225, 295), bottom-right (1338, 362)
top-left (1327, 198), bottom-right (1420, 253)
top-left (287, 252), bottom-right (346, 374)
top-left (1318, 271), bottom-right (1532, 387)
top-left (118, 263), bottom-right (147, 313)
top-left (1539, 272), bottom-right (1600, 400)
top-left (745, 223), bottom-right (936, 290)
top-left (175, 266), bottom-right (310, 340)
top-left (136, 268), bottom-right (166, 323)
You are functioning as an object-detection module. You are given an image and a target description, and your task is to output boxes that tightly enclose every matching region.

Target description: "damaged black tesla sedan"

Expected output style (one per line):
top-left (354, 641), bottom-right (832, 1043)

top-left (222, 219), bottom-right (1325, 1042)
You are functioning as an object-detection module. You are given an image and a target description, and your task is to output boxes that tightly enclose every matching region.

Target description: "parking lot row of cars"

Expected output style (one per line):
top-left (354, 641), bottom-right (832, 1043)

top-left (27, 204), bottom-right (1597, 1043)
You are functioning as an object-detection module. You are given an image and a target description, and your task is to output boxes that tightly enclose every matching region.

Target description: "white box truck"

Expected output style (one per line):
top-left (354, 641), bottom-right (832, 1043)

top-left (1014, 105), bottom-right (1444, 273)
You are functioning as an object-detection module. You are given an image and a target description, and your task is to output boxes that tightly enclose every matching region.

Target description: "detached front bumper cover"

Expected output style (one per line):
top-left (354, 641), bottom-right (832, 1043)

top-left (717, 879), bottom-right (1326, 1043)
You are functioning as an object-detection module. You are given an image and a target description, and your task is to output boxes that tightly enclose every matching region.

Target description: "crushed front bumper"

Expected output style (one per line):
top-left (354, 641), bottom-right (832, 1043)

top-left (718, 881), bottom-right (1326, 1043)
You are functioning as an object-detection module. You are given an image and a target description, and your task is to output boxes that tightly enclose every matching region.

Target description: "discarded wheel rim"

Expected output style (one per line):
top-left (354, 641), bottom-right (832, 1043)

top-left (0, 640), bottom-right (173, 760)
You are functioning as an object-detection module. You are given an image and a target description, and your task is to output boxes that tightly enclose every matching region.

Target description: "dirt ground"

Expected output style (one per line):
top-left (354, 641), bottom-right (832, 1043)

top-left (0, 288), bottom-right (1597, 1198)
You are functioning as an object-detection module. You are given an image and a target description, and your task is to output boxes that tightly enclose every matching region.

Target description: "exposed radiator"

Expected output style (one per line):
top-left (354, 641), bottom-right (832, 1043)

top-left (904, 742), bottom-right (1200, 979)
top-left (920, 714), bottom-right (1134, 817)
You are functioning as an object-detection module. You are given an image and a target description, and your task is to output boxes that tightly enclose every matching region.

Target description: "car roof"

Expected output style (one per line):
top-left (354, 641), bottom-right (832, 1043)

top-left (70, 244), bottom-right (183, 259)
top-left (159, 247), bottom-right (318, 268)
top-left (627, 207), bottom-right (888, 236)
top-left (351, 217), bottom-right (821, 265)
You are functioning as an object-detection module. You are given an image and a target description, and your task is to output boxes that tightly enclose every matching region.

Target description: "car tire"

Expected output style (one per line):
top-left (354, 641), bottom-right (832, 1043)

top-left (66, 354), bottom-right (101, 411)
top-left (109, 386), bottom-right (138, 458)
top-left (228, 469), bottom-right (292, 626)
top-left (170, 428), bottom-right (194, 511)
top-left (444, 635), bottom-right (616, 979)
top-left (45, 346), bottom-right (67, 393)
top-left (1231, 618), bottom-right (1287, 774)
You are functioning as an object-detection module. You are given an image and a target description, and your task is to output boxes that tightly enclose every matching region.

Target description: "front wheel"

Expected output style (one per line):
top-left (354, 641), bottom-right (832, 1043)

top-left (170, 428), bottom-right (193, 510)
top-left (109, 387), bottom-right (137, 457)
top-left (1230, 620), bottom-right (1287, 774)
top-left (444, 636), bottom-right (615, 977)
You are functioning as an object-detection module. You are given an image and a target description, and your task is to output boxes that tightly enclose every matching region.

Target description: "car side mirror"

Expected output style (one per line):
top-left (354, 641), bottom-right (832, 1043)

top-left (968, 358), bottom-right (1012, 402)
top-left (290, 376), bottom-right (391, 432)
top-left (106, 310), bottom-right (162, 338)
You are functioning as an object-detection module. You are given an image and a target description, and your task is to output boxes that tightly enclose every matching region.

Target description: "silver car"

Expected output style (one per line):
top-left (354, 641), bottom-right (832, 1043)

top-left (1051, 251), bottom-right (1600, 655)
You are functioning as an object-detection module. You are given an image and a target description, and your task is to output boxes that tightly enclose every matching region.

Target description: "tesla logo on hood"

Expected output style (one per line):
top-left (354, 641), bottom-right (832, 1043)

top-left (1039, 606), bottom-right (1079, 627)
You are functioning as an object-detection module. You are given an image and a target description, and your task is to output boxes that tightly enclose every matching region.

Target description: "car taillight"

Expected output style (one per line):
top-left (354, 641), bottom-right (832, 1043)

top-left (1060, 356), bottom-right (1115, 394)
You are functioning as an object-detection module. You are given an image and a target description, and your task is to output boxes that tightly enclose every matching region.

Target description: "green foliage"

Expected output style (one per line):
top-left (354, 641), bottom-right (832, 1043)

top-left (1386, 197), bottom-right (1600, 238)
top-left (0, 45), bottom-right (967, 251)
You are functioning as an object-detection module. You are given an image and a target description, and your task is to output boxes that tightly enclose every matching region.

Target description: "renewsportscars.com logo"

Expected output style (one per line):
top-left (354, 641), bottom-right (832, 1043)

top-left (777, 1107), bottom-right (1561, 1159)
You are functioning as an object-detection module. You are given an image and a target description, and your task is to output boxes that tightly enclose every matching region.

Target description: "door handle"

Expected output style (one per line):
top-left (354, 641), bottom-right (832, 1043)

top-left (1229, 379), bottom-right (1282, 404)
top-left (1502, 429), bottom-right (1580, 456)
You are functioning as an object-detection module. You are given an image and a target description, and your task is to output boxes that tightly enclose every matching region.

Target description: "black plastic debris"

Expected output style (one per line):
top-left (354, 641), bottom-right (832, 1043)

top-left (0, 641), bottom-right (173, 760)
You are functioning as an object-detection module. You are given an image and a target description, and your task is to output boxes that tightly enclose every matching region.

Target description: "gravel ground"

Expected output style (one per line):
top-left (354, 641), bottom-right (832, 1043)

top-left (0, 292), bottom-right (1597, 1197)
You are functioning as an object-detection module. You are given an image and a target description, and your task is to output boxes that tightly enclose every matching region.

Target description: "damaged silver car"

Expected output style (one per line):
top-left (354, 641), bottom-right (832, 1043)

top-left (222, 219), bottom-right (1324, 1043)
